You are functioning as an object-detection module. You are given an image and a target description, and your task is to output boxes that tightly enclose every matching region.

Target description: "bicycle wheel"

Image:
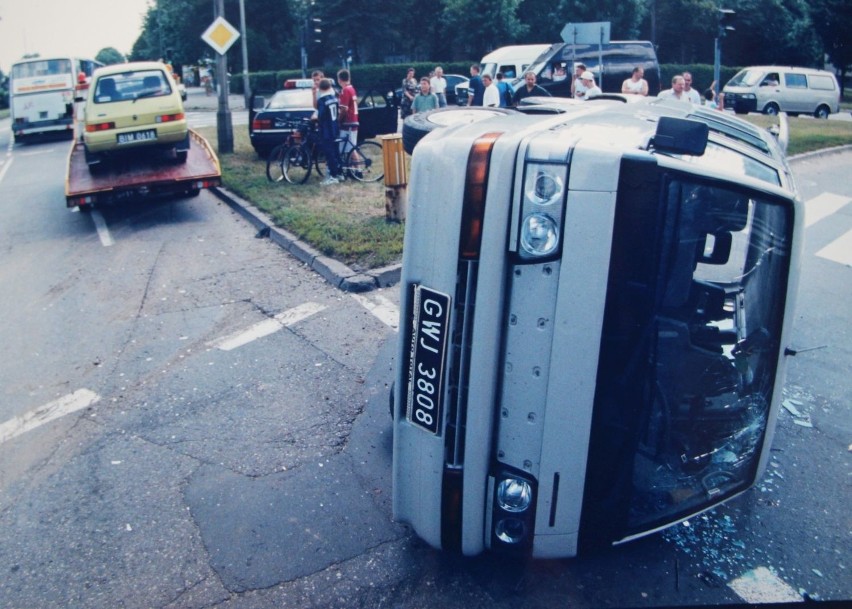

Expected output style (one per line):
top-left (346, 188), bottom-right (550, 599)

top-left (283, 145), bottom-right (312, 184)
top-left (266, 144), bottom-right (288, 183)
top-left (347, 140), bottom-right (384, 183)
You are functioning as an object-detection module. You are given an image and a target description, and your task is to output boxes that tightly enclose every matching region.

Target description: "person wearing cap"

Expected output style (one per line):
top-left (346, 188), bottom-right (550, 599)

top-left (512, 71), bottom-right (549, 106)
top-left (579, 71), bottom-right (602, 100)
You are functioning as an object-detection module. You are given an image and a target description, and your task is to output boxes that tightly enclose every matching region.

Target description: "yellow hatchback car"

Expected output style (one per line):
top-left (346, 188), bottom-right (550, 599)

top-left (83, 61), bottom-right (189, 172)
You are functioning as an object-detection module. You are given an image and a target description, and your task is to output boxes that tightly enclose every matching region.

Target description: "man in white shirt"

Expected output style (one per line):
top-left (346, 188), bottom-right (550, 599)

top-left (682, 72), bottom-right (702, 104)
top-left (658, 75), bottom-right (690, 102)
top-left (579, 71), bottom-right (601, 100)
top-left (430, 66), bottom-right (448, 108)
top-left (482, 73), bottom-right (500, 107)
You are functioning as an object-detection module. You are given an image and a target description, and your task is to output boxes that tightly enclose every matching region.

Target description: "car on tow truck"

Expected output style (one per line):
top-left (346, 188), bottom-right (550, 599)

top-left (82, 61), bottom-right (189, 173)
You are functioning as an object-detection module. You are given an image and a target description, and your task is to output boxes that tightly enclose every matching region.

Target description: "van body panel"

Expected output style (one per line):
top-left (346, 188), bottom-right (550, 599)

top-left (723, 66), bottom-right (840, 116)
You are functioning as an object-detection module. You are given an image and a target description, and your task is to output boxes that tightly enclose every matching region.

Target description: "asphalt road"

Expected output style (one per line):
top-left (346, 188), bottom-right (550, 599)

top-left (0, 107), bottom-right (849, 608)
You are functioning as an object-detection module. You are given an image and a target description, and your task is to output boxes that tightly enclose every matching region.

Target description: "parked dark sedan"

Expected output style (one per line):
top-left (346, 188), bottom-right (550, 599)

top-left (249, 79), bottom-right (399, 158)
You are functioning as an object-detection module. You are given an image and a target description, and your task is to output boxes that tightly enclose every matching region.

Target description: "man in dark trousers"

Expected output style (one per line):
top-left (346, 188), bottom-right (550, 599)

top-left (467, 64), bottom-right (485, 106)
top-left (315, 78), bottom-right (341, 185)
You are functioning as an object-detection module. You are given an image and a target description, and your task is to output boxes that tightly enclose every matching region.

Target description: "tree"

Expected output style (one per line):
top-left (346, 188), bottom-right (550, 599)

top-left (440, 0), bottom-right (528, 58)
top-left (811, 0), bottom-right (852, 94)
top-left (96, 48), bottom-right (126, 65)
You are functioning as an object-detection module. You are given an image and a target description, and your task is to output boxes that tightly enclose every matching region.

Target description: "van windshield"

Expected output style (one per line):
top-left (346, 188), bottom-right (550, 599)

top-left (727, 69), bottom-right (764, 87)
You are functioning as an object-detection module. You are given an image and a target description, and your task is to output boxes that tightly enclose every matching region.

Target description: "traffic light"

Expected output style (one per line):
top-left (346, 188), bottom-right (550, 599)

top-left (310, 17), bottom-right (322, 44)
top-left (718, 8), bottom-right (735, 38)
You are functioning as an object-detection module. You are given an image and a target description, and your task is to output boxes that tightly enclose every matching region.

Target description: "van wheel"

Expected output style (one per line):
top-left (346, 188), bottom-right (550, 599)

top-left (814, 105), bottom-right (830, 120)
top-left (402, 107), bottom-right (516, 154)
top-left (762, 103), bottom-right (780, 116)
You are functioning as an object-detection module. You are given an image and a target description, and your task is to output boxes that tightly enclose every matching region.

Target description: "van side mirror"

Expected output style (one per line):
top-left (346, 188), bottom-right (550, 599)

top-left (652, 117), bottom-right (708, 156)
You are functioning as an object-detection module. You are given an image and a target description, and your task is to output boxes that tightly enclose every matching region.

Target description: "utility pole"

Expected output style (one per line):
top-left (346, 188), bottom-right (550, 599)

top-left (714, 8), bottom-right (735, 100)
top-left (215, 0), bottom-right (233, 153)
top-left (239, 0), bottom-right (251, 109)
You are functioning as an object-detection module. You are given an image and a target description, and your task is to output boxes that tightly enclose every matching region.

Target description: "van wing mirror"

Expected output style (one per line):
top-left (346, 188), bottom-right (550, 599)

top-left (652, 117), bottom-right (709, 156)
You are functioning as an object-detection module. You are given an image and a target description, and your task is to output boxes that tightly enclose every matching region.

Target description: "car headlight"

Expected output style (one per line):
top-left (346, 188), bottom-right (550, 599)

top-left (516, 162), bottom-right (567, 261)
top-left (520, 213), bottom-right (559, 257)
top-left (497, 477), bottom-right (533, 512)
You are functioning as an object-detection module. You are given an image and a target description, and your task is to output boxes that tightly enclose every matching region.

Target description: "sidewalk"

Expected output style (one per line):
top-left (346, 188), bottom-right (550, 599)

top-left (183, 86), bottom-right (247, 112)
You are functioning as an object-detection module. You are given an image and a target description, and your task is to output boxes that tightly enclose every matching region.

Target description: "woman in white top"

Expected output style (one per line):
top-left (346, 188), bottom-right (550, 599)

top-left (621, 66), bottom-right (649, 96)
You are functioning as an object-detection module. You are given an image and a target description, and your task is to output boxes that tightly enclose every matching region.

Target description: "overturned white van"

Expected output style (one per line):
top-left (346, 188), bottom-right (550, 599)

top-left (392, 98), bottom-right (802, 558)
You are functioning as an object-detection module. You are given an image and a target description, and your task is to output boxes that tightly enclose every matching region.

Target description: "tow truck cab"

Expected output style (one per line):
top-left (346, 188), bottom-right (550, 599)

top-left (392, 99), bottom-right (801, 558)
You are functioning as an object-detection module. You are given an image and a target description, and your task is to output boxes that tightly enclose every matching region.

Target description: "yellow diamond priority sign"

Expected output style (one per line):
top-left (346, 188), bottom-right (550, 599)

top-left (202, 16), bottom-right (240, 55)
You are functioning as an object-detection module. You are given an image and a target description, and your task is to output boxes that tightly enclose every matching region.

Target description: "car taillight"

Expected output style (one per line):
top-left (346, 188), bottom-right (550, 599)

top-left (156, 113), bottom-right (185, 123)
top-left (252, 118), bottom-right (272, 130)
top-left (86, 122), bottom-right (116, 132)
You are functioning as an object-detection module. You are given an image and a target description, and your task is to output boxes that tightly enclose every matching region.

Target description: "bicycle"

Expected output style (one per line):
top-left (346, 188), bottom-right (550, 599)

top-left (272, 120), bottom-right (384, 185)
top-left (266, 120), bottom-right (326, 183)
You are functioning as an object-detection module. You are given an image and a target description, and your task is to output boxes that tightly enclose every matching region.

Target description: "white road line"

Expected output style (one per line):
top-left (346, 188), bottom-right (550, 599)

top-left (211, 302), bottom-right (327, 351)
top-left (806, 192), bottom-right (850, 228)
top-left (90, 209), bottom-right (115, 247)
top-left (728, 567), bottom-right (802, 604)
top-left (816, 227), bottom-right (852, 267)
top-left (0, 154), bottom-right (12, 187)
top-left (351, 293), bottom-right (400, 331)
top-left (0, 389), bottom-right (101, 445)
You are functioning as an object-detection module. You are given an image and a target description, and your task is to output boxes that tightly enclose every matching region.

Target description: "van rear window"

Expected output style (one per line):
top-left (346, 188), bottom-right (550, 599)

top-left (784, 73), bottom-right (807, 89)
top-left (808, 75), bottom-right (836, 91)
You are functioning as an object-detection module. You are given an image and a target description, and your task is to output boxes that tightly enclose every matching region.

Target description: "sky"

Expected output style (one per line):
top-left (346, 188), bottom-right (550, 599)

top-left (0, 0), bottom-right (151, 73)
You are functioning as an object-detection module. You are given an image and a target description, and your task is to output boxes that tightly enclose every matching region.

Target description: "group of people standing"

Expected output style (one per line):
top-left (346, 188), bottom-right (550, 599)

top-left (401, 66), bottom-right (452, 116)
top-left (311, 69), bottom-right (359, 186)
top-left (658, 72), bottom-right (722, 108)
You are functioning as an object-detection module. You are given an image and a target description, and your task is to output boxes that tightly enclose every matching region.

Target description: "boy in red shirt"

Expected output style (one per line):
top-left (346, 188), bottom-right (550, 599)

top-left (337, 69), bottom-right (359, 151)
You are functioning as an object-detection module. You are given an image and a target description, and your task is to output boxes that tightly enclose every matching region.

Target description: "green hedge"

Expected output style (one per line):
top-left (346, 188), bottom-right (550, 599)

top-left (231, 62), bottom-right (743, 96)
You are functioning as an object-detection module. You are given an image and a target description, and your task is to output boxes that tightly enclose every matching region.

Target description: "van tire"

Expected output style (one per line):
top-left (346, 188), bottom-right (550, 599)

top-left (814, 105), bottom-right (831, 120)
top-left (762, 102), bottom-right (780, 116)
top-left (402, 107), bottom-right (516, 154)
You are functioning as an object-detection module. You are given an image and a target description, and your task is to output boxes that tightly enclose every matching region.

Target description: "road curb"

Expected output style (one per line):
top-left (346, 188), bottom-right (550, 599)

top-left (788, 143), bottom-right (852, 164)
top-left (211, 145), bottom-right (849, 294)
top-left (210, 186), bottom-right (401, 293)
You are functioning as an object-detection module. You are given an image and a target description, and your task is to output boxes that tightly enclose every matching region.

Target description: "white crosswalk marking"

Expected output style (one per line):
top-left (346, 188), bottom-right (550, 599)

top-left (816, 228), bottom-right (852, 267)
top-left (806, 192), bottom-right (850, 228)
top-left (728, 567), bottom-right (802, 604)
top-left (351, 293), bottom-right (400, 331)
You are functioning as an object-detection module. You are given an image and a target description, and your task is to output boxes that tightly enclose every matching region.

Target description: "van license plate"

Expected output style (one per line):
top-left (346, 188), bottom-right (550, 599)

top-left (407, 285), bottom-right (450, 435)
top-left (117, 129), bottom-right (157, 145)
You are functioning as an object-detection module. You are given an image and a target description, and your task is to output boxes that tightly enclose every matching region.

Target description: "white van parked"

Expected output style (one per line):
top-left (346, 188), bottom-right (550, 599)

top-left (723, 66), bottom-right (840, 118)
top-left (480, 44), bottom-right (551, 80)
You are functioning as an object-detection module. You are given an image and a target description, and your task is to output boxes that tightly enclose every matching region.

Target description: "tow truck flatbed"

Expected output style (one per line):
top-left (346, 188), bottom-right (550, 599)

top-left (65, 129), bottom-right (221, 209)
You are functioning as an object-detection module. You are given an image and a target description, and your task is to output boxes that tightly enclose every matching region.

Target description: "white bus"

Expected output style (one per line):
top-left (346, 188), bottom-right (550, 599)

top-left (9, 56), bottom-right (102, 143)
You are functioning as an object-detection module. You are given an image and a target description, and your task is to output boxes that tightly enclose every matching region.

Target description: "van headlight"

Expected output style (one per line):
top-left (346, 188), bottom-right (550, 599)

top-left (520, 213), bottom-right (559, 257)
top-left (497, 477), bottom-right (533, 512)
top-left (491, 471), bottom-right (537, 551)
top-left (516, 162), bottom-right (567, 262)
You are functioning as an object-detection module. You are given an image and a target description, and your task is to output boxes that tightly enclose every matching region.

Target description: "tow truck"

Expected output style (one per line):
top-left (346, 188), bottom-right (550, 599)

top-left (64, 129), bottom-right (221, 211)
